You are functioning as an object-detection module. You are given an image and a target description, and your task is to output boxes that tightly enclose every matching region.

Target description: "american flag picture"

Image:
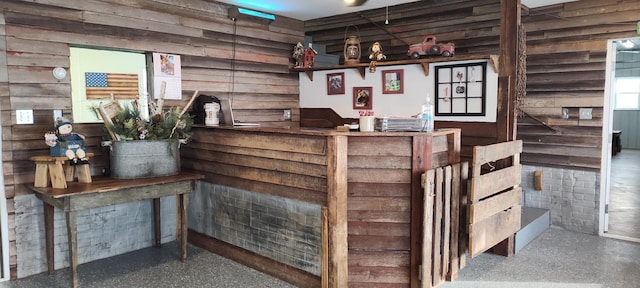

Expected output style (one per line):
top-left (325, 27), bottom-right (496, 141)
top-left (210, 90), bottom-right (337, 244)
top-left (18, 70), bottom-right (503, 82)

top-left (85, 72), bottom-right (139, 99)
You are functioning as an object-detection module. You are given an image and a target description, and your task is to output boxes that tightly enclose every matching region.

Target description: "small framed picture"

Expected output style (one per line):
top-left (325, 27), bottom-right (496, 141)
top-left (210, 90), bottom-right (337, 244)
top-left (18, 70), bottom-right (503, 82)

top-left (382, 69), bottom-right (404, 94)
top-left (353, 86), bottom-right (373, 110)
top-left (327, 72), bottom-right (345, 95)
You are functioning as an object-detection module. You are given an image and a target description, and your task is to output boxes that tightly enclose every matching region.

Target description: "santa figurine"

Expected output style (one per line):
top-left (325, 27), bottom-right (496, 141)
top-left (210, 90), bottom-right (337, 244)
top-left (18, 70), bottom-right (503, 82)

top-left (45, 117), bottom-right (88, 165)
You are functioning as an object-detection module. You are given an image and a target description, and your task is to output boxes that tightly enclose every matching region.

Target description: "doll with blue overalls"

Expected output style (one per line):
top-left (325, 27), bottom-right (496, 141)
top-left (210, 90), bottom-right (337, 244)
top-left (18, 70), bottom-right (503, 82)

top-left (44, 117), bottom-right (88, 165)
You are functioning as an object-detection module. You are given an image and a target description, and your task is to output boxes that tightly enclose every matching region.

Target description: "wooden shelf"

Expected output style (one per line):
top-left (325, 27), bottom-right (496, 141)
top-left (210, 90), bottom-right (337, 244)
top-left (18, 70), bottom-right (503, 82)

top-left (292, 54), bottom-right (499, 81)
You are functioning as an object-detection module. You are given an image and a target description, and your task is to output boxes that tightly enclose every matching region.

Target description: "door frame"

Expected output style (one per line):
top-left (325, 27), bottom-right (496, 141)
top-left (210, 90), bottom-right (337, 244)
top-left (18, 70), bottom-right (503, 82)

top-left (598, 39), bottom-right (615, 237)
top-left (0, 117), bottom-right (9, 281)
top-left (598, 37), bottom-right (639, 242)
top-left (599, 37), bottom-right (640, 243)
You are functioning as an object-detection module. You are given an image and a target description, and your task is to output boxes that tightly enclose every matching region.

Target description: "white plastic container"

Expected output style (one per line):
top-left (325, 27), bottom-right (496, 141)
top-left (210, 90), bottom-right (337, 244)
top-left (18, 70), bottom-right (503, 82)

top-left (204, 102), bottom-right (220, 126)
top-left (359, 116), bottom-right (375, 132)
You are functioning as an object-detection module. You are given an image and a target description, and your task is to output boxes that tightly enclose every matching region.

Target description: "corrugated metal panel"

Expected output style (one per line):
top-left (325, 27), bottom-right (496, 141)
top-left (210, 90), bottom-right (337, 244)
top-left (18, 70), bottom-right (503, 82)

top-left (616, 51), bottom-right (640, 77)
top-left (613, 110), bottom-right (640, 150)
top-left (614, 49), bottom-right (640, 150)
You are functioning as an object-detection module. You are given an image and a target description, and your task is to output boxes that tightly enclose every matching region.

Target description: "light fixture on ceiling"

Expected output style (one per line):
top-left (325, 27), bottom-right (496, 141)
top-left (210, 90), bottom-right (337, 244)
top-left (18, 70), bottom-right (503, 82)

top-left (228, 6), bottom-right (275, 23)
top-left (622, 40), bottom-right (635, 49)
top-left (385, 5), bottom-right (389, 24)
top-left (345, 0), bottom-right (368, 7)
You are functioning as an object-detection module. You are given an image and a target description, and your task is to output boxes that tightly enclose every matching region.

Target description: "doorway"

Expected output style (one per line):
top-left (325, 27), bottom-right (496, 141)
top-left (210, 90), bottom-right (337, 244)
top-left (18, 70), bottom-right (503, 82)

top-left (600, 37), bottom-right (640, 242)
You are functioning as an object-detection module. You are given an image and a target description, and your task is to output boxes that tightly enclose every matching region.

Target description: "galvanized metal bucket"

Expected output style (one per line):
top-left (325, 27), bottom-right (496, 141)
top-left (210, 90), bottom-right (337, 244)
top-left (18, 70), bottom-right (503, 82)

top-left (107, 140), bottom-right (180, 179)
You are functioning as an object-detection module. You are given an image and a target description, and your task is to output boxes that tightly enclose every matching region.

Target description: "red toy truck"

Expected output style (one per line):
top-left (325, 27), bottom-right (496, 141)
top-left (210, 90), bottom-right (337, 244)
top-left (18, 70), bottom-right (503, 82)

top-left (407, 35), bottom-right (455, 58)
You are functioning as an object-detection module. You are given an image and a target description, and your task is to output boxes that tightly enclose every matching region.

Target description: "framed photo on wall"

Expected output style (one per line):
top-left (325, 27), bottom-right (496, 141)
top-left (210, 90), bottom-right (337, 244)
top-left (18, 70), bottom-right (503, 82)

top-left (382, 69), bottom-right (404, 94)
top-left (327, 72), bottom-right (345, 95)
top-left (353, 86), bottom-right (373, 110)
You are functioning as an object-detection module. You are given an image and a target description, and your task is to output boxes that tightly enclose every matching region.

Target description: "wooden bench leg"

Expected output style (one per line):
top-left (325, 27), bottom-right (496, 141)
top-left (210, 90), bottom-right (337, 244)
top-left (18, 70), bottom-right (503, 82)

top-left (64, 162), bottom-right (75, 182)
top-left (48, 162), bottom-right (67, 189)
top-left (76, 164), bottom-right (92, 183)
top-left (34, 162), bottom-right (50, 187)
top-left (65, 159), bottom-right (93, 184)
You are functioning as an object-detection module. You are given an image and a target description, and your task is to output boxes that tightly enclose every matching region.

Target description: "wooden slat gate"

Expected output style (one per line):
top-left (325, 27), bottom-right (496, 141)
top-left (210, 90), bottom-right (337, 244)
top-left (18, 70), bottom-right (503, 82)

top-left (421, 162), bottom-right (468, 288)
top-left (420, 140), bottom-right (522, 287)
top-left (468, 140), bottom-right (522, 258)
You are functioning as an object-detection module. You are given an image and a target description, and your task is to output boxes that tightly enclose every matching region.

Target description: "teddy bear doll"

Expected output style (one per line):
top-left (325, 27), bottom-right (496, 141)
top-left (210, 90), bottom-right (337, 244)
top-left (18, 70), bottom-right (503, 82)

top-left (45, 117), bottom-right (88, 165)
top-left (368, 41), bottom-right (386, 73)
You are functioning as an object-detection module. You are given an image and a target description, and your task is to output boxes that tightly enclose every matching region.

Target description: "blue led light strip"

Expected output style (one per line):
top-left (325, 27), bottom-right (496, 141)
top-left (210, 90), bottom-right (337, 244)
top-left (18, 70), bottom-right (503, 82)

top-left (238, 8), bottom-right (275, 20)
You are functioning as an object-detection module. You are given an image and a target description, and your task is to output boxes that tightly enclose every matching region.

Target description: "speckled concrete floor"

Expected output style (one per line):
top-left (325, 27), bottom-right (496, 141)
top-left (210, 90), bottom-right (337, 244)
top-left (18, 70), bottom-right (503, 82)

top-left (441, 227), bottom-right (640, 288)
top-left (2, 227), bottom-right (639, 288)
top-left (608, 148), bottom-right (640, 240)
top-left (0, 243), bottom-right (296, 288)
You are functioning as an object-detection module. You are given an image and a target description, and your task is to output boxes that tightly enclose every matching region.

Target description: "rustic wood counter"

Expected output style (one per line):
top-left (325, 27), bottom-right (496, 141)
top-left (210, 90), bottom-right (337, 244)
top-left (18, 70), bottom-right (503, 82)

top-left (193, 123), bottom-right (460, 137)
top-left (184, 125), bottom-right (461, 287)
top-left (26, 172), bottom-right (204, 288)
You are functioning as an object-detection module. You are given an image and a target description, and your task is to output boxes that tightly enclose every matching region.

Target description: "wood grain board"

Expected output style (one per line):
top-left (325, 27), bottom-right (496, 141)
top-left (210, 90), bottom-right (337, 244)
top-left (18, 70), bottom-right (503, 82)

top-left (1, 0), bottom-right (305, 279)
top-left (518, 1), bottom-right (640, 170)
top-left (468, 140), bottom-right (522, 258)
top-left (421, 163), bottom-right (466, 287)
top-left (183, 127), bottom-right (460, 287)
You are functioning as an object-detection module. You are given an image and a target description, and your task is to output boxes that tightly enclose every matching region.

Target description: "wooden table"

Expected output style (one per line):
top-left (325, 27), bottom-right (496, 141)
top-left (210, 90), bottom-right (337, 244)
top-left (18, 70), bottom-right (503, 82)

top-left (26, 172), bottom-right (204, 288)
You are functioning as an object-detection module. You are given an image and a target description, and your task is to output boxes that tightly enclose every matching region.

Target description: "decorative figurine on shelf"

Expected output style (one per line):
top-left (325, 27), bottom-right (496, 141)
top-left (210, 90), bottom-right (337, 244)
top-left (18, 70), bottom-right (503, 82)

top-left (407, 34), bottom-right (455, 58)
top-left (368, 41), bottom-right (386, 73)
top-left (304, 43), bottom-right (317, 68)
top-left (45, 117), bottom-right (88, 165)
top-left (292, 42), bottom-right (305, 68)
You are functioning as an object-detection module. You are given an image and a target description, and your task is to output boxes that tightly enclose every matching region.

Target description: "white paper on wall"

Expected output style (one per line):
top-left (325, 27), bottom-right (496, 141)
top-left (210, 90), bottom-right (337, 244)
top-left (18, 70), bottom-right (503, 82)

top-left (152, 53), bottom-right (182, 100)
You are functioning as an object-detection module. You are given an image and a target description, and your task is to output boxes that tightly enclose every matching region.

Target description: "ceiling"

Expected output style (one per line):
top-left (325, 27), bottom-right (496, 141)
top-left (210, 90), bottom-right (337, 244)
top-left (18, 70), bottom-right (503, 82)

top-left (616, 38), bottom-right (640, 53)
top-left (215, 0), bottom-right (578, 21)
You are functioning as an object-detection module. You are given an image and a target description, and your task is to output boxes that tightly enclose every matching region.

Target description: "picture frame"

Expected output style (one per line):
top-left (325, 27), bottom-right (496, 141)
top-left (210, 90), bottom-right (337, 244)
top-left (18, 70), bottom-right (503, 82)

top-left (435, 62), bottom-right (486, 116)
top-left (353, 86), bottom-right (373, 110)
top-left (327, 72), bottom-right (345, 95)
top-left (382, 69), bottom-right (404, 94)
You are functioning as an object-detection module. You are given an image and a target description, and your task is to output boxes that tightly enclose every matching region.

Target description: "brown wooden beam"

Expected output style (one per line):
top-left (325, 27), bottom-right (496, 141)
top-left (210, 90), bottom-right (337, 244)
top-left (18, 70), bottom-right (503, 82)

top-left (491, 0), bottom-right (521, 258)
top-left (497, 0), bottom-right (521, 143)
top-left (326, 135), bottom-right (348, 287)
top-left (410, 135), bottom-right (433, 288)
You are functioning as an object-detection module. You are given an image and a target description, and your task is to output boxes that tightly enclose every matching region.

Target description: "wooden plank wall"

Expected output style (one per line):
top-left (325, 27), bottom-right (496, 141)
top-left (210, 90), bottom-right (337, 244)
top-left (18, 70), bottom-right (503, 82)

top-left (182, 128), bottom-right (329, 287)
top-left (0, 0), bottom-right (304, 278)
top-left (519, 0), bottom-right (640, 170)
top-left (345, 133), bottom-right (454, 287)
top-left (182, 128), bottom-right (328, 205)
top-left (347, 136), bottom-right (414, 287)
top-left (0, 12), bottom-right (11, 280)
top-left (304, 0), bottom-right (503, 161)
top-left (182, 129), bottom-right (458, 287)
